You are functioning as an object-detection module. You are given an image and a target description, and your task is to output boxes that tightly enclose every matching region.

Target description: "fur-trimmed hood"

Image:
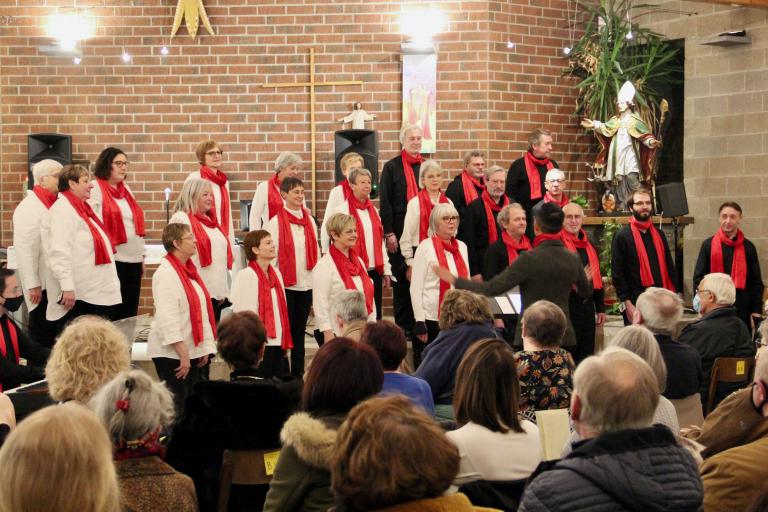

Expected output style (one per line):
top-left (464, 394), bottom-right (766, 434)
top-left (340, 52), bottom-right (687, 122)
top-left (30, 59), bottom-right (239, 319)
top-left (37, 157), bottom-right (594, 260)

top-left (280, 412), bottom-right (344, 470)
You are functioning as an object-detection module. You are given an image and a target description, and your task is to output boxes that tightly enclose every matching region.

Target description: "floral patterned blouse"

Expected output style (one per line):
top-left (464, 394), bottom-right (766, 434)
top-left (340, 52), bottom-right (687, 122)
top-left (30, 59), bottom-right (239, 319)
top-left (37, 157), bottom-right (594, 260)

top-left (515, 348), bottom-right (575, 423)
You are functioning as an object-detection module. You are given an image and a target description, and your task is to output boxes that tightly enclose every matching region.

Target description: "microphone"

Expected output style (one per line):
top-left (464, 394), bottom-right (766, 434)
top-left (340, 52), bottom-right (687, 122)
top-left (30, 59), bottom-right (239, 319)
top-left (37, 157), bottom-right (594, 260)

top-left (164, 187), bottom-right (171, 202)
top-left (164, 188), bottom-right (172, 224)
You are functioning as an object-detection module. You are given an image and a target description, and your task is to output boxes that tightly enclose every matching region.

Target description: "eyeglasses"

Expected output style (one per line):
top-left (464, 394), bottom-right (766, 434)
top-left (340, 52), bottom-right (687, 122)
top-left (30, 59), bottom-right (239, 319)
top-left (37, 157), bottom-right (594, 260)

top-left (205, 150), bottom-right (224, 157)
top-left (180, 235), bottom-right (195, 242)
top-left (441, 216), bottom-right (459, 222)
top-left (547, 179), bottom-right (564, 184)
top-left (696, 288), bottom-right (712, 295)
top-left (112, 160), bottom-right (129, 167)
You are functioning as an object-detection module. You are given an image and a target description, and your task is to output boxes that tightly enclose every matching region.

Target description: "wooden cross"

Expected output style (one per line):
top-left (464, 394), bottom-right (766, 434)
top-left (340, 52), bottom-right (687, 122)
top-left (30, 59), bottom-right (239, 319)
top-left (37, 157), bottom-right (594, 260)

top-left (261, 48), bottom-right (363, 209)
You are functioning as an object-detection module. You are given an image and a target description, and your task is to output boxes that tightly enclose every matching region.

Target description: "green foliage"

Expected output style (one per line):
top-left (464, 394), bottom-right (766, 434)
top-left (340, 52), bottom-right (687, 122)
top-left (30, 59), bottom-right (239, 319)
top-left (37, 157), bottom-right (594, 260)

top-left (598, 219), bottom-right (621, 276)
top-left (571, 194), bottom-right (589, 210)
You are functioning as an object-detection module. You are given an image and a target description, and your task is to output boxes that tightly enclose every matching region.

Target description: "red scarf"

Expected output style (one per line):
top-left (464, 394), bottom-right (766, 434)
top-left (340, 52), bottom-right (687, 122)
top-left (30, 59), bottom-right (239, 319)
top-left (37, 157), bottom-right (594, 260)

top-left (348, 194), bottom-right (384, 275)
top-left (544, 192), bottom-right (570, 208)
top-left (460, 170), bottom-right (484, 205)
top-left (711, 228), bottom-right (747, 289)
top-left (338, 179), bottom-right (353, 201)
top-left (417, 188), bottom-right (449, 242)
top-left (481, 190), bottom-right (510, 244)
top-left (248, 261), bottom-right (293, 350)
top-left (199, 166), bottom-right (231, 235)
top-left (0, 316), bottom-right (20, 392)
top-left (524, 151), bottom-right (554, 200)
top-left (329, 244), bottom-right (374, 314)
top-left (502, 232), bottom-right (531, 264)
top-left (62, 191), bottom-right (114, 265)
top-left (32, 185), bottom-right (57, 209)
top-left (276, 207), bottom-right (318, 287)
top-left (566, 229), bottom-right (603, 289)
top-left (630, 217), bottom-right (676, 291)
top-left (267, 174), bottom-right (283, 221)
top-left (432, 236), bottom-right (468, 311)
top-left (401, 150), bottom-right (422, 201)
top-left (96, 179), bottom-right (145, 246)
top-left (533, 231), bottom-right (576, 251)
top-left (188, 212), bottom-right (233, 269)
top-left (164, 253), bottom-right (216, 346)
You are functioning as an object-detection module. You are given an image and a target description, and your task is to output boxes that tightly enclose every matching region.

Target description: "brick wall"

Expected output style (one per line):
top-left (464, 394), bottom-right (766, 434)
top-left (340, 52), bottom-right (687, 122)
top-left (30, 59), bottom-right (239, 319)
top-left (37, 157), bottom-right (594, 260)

top-left (0, 0), bottom-right (592, 314)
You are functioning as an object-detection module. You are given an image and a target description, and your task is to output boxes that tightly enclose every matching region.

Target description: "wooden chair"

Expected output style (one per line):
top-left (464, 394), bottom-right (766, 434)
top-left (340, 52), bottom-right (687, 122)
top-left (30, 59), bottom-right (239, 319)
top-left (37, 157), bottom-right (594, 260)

top-left (705, 357), bottom-right (755, 415)
top-left (217, 448), bottom-right (277, 512)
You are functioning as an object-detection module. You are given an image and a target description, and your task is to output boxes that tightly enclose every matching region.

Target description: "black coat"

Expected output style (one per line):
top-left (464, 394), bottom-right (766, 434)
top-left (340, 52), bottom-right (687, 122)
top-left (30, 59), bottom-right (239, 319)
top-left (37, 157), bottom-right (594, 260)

top-left (506, 154), bottom-right (558, 240)
top-left (611, 224), bottom-right (677, 304)
top-left (678, 306), bottom-right (755, 405)
top-left (464, 195), bottom-right (505, 276)
top-left (482, 238), bottom-right (530, 281)
top-left (693, 235), bottom-right (764, 330)
top-left (445, 173), bottom-right (484, 242)
top-left (654, 334), bottom-right (703, 400)
top-left (379, 155), bottom-right (420, 238)
top-left (0, 314), bottom-right (49, 390)
top-left (568, 234), bottom-right (606, 362)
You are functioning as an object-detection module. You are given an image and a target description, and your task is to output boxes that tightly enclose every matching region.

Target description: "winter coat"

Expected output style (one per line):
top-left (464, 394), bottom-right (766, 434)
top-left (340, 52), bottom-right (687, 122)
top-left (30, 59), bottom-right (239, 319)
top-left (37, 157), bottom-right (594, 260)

top-left (701, 435), bottom-right (768, 512)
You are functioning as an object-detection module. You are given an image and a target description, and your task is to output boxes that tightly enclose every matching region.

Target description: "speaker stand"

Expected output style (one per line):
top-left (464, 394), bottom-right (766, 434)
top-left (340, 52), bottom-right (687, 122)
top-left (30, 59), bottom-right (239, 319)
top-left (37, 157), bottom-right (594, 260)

top-left (671, 216), bottom-right (682, 292)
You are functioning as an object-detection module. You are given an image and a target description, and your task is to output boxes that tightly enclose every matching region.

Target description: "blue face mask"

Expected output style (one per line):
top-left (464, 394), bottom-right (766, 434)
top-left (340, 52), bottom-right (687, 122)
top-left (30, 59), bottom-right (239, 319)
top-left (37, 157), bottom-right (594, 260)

top-left (693, 293), bottom-right (702, 313)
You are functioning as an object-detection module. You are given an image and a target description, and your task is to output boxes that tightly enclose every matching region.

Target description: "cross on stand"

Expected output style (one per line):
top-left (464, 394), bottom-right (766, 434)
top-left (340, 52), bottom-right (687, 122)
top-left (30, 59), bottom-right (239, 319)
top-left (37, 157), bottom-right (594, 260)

top-left (261, 48), bottom-right (363, 210)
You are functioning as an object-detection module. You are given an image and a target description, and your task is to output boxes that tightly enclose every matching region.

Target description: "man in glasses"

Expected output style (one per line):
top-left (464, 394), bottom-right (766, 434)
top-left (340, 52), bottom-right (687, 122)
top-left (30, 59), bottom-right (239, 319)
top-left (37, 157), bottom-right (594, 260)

top-left (464, 165), bottom-right (509, 280)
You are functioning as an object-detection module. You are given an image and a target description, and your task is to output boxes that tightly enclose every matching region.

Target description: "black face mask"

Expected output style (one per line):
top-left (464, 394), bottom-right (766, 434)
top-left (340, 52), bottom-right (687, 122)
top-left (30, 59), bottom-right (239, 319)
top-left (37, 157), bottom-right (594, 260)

top-left (2, 296), bottom-right (23, 313)
top-left (752, 381), bottom-right (768, 417)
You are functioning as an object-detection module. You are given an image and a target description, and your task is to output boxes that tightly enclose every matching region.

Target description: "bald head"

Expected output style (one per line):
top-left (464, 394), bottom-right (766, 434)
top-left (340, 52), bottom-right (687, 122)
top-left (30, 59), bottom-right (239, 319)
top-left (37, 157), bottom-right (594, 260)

top-left (635, 287), bottom-right (683, 336)
top-left (563, 202), bottom-right (584, 235)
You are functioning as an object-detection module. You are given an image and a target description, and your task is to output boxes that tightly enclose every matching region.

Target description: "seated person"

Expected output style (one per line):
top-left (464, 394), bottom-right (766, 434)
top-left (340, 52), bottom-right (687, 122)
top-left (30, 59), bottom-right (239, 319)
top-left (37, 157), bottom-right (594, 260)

top-left (0, 393), bottom-right (14, 448)
top-left (515, 300), bottom-right (575, 422)
top-left (89, 370), bottom-right (197, 512)
top-left (166, 311), bottom-right (302, 510)
top-left (331, 290), bottom-right (369, 341)
top-left (361, 320), bottom-right (435, 415)
top-left (0, 268), bottom-right (50, 391)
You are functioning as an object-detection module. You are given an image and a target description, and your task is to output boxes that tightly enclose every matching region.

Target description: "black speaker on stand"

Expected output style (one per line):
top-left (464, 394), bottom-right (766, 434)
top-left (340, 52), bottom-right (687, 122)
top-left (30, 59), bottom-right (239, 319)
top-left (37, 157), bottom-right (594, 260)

top-left (27, 133), bottom-right (72, 189)
top-left (334, 129), bottom-right (378, 198)
top-left (655, 182), bottom-right (688, 292)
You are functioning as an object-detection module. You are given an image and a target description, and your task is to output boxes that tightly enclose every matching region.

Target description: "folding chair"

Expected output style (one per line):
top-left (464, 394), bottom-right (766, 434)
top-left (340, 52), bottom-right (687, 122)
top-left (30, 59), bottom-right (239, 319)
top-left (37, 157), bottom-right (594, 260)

top-left (217, 448), bottom-right (277, 512)
top-left (705, 357), bottom-right (755, 415)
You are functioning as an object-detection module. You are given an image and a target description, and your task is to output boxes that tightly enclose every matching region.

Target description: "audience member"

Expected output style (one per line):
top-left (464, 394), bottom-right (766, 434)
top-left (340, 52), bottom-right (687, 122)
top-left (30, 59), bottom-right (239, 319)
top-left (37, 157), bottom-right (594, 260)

top-left (415, 289), bottom-right (498, 421)
top-left (263, 338), bottom-right (383, 512)
top-left (679, 272), bottom-right (754, 407)
top-left (448, 338), bottom-right (541, 486)
top-left (0, 402), bottom-right (121, 512)
top-left (445, 150), bottom-right (486, 241)
top-left (635, 287), bottom-right (703, 401)
top-left (0, 393), bottom-right (15, 448)
top-left (361, 320), bottom-right (434, 415)
top-left (519, 347), bottom-right (703, 512)
top-left (515, 300), bottom-right (575, 422)
top-left (167, 311), bottom-right (302, 510)
top-left (250, 151), bottom-right (303, 230)
top-left (46, 315), bottom-right (131, 403)
top-left (331, 290), bottom-right (369, 341)
top-left (90, 370), bottom-right (197, 512)
top-left (321, 152), bottom-right (363, 252)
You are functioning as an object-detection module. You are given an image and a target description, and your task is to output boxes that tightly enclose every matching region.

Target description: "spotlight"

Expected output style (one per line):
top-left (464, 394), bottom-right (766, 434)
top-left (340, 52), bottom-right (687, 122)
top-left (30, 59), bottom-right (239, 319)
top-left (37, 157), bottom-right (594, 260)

top-left (626, 31), bottom-right (634, 40)
top-left (73, 56), bottom-right (82, 64)
top-left (563, 46), bottom-right (572, 56)
top-left (507, 40), bottom-right (515, 49)
top-left (160, 46), bottom-right (169, 55)
top-left (122, 51), bottom-right (131, 63)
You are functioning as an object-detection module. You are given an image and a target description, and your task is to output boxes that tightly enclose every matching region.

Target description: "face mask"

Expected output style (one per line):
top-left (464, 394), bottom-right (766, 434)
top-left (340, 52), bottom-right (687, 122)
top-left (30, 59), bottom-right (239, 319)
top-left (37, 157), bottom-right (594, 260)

top-left (1, 295), bottom-right (23, 313)
top-left (692, 293), bottom-right (702, 313)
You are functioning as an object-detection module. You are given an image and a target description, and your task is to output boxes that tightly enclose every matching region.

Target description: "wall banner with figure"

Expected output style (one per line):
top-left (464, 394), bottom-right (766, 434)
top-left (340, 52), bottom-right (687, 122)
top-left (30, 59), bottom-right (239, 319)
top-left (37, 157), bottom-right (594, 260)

top-left (402, 53), bottom-right (437, 154)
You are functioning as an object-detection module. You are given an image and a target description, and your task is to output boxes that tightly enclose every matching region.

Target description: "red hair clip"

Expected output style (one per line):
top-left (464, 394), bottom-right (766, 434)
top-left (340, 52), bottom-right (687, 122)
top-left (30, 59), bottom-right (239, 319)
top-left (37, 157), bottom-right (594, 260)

top-left (115, 399), bottom-right (130, 412)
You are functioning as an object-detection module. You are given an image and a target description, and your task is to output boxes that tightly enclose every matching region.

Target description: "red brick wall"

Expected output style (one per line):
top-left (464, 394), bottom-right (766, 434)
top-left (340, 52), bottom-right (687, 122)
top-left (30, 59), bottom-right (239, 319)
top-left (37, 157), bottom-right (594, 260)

top-left (0, 0), bottom-right (592, 314)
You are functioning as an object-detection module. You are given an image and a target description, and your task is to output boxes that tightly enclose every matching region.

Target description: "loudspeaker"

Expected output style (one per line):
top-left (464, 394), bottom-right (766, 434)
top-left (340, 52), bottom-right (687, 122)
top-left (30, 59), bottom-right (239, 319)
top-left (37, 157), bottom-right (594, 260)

top-left (655, 182), bottom-right (688, 217)
top-left (28, 133), bottom-right (72, 188)
top-left (334, 129), bottom-right (378, 198)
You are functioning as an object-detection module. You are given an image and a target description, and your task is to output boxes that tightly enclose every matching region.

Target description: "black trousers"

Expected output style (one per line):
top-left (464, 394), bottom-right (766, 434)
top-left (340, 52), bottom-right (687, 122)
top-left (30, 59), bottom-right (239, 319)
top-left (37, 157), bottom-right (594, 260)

top-left (569, 296), bottom-right (596, 366)
top-left (285, 289), bottom-right (313, 377)
top-left (53, 300), bottom-right (116, 339)
top-left (368, 269), bottom-right (383, 320)
top-left (28, 290), bottom-right (57, 348)
top-left (113, 261), bottom-right (143, 320)
top-left (389, 249), bottom-right (415, 334)
top-left (210, 298), bottom-right (231, 324)
top-left (153, 356), bottom-right (210, 417)
top-left (257, 346), bottom-right (290, 378)
top-left (413, 320), bottom-right (441, 369)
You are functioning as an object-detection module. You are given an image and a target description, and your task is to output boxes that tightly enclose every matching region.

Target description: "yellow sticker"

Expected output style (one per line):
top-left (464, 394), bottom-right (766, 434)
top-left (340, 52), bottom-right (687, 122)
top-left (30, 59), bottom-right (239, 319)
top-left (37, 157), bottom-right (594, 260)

top-left (263, 450), bottom-right (280, 476)
top-left (736, 360), bottom-right (746, 376)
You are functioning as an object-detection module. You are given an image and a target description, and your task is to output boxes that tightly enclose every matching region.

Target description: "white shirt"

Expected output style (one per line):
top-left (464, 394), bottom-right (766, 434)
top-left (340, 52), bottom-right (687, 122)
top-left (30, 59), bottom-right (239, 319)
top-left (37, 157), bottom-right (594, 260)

top-left (410, 237), bottom-right (469, 322)
top-left (399, 194), bottom-right (454, 266)
top-left (12, 193), bottom-right (53, 311)
top-left (43, 196), bottom-right (121, 321)
top-left (312, 252), bottom-right (376, 334)
top-left (147, 258), bottom-right (216, 360)
top-left (87, 181), bottom-right (145, 263)
top-left (446, 420), bottom-right (542, 486)
top-left (249, 180), bottom-right (276, 231)
top-left (185, 171), bottom-right (235, 242)
top-left (320, 184), bottom-right (346, 253)
top-left (334, 200), bottom-right (391, 276)
top-left (265, 207), bottom-right (318, 291)
top-left (231, 264), bottom-right (286, 347)
top-left (169, 211), bottom-right (230, 300)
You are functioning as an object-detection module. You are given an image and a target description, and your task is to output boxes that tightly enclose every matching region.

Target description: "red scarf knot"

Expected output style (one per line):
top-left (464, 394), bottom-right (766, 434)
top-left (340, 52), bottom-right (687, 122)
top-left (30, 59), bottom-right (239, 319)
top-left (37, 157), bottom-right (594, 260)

top-left (188, 211), bottom-right (233, 270)
top-left (524, 151), bottom-right (554, 200)
top-left (711, 228), bottom-right (747, 289)
top-left (248, 261), bottom-right (293, 350)
top-left (544, 192), bottom-right (570, 208)
top-left (348, 194), bottom-right (385, 275)
top-left (630, 217), bottom-right (676, 292)
top-left (32, 185), bottom-right (57, 209)
top-left (431, 236), bottom-right (468, 312)
top-left (276, 207), bottom-right (319, 287)
top-left (62, 190), bottom-right (114, 265)
top-left (565, 229), bottom-right (603, 289)
top-left (401, 150), bottom-right (423, 201)
top-left (199, 166), bottom-right (231, 236)
top-left (460, 170), bottom-right (484, 206)
top-left (329, 244), bottom-right (375, 314)
top-left (481, 190), bottom-right (510, 245)
top-left (97, 179), bottom-right (146, 246)
top-left (502, 232), bottom-right (532, 264)
top-left (267, 173), bottom-right (283, 221)
top-left (163, 253), bottom-right (217, 346)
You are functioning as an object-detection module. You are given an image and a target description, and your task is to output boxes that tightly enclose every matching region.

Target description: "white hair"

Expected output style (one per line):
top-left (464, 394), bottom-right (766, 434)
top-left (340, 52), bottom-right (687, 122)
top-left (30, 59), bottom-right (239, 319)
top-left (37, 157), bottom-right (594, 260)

top-left (274, 152), bottom-right (302, 172)
top-left (700, 273), bottom-right (736, 306)
top-left (635, 287), bottom-right (683, 336)
top-left (32, 159), bottom-right (63, 185)
top-left (348, 167), bottom-right (372, 185)
top-left (399, 124), bottom-right (422, 146)
top-left (545, 168), bottom-right (565, 181)
top-left (418, 159), bottom-right (442, 186)
top-left (484, 165), bottom-right (506, 181)
top-left (331, 290), bottom-right (368, 323)
top-left (429, 203), bottom-right (459, 234)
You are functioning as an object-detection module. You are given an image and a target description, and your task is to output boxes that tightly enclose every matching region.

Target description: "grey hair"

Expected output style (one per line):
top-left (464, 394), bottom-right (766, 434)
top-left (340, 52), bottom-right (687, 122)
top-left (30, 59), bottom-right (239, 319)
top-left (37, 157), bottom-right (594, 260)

top-left (331, 290), bottom-right (368, 323)
top-left (545, 168), bottom-right (565, 181)
top-left (527, 128), bottom-right (552, 148)
top-left (462, 150), bottom-right (485, 167)
top-left (32, 159), bottom-right (63, 185)
top-left (418, 159), bottom-right (442, 186)
top-left (88, 369), bottom-right (175, 445)
top-left (635, 287), bottom-right (683, 336)
top-left (429, 203), bottom-right (460, 234)
top-left (173, 178), bottom-right (212, 215)
top-left (399, 124), bottom-right (422, 146)
top-left (575, 347), bottom-right (659, 434)
top-left (484, 165), bottom-right (506, 181)
top-left (608, 325), bottom-right (667, 393)
top-left (274, 151), bottom-right (302, 172)
top-left (348, 167), bottom-right (372, 185)
top-left (700, 273), bottom-right (736, 306)
top-left (497, 202), bottom-right (525, 226)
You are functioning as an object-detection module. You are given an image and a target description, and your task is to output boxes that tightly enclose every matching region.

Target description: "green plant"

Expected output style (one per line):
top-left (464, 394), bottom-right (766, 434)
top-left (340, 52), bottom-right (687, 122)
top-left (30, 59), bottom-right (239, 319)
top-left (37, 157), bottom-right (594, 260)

top-left (571, 194), bottom-right (589, 210)
top-left (598, 219), bottom-right (620, 277)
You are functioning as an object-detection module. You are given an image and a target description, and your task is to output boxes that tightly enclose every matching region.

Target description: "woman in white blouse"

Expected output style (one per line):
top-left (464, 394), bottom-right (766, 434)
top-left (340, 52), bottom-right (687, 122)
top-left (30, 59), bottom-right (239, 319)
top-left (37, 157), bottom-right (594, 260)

top-left (44, 164), bottom-right (121, 330)
top-left (334, 168), bottom-right (391, 320)
top-left (185, 140), bottom-right (234, 244)
top-left (249, 152), bottom-right (302, 231)
top-left (88, 147), bottom-right (145, 320)
top-left (148, 223), bottom-right (216, 414)
top-left (312, 213), bottom-right (376, 343)
top-left (399, 159), bottom-right (452, 275)
top-left (320, 152), bottom-right (363, 253)
top-left (170, 178), bottom-right (232, 322)
top-left (231, 230), bottom-right (292, 377)
top-left (265, 177), bottom-right (318, 377)
top-left (410, 203), bottom-right (469, 353)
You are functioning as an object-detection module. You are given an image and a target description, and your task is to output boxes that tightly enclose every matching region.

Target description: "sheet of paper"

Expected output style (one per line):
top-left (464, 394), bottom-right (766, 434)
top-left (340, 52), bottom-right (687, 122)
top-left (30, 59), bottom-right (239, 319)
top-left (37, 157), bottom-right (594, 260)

top-left (507, 286), bottom-right (522, 314)
top-left (536, 408), bottom-right (572, 460)
top-left (495, 296), bottom-right (514, 315)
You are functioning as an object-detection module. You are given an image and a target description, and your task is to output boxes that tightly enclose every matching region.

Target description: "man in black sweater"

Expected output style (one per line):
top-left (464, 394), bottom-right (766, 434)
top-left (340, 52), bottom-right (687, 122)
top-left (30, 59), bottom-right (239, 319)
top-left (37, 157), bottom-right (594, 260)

top-left (445, 150), bottom-right (486, 241)
top-left (464, 165), bottom-right (509, 278)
